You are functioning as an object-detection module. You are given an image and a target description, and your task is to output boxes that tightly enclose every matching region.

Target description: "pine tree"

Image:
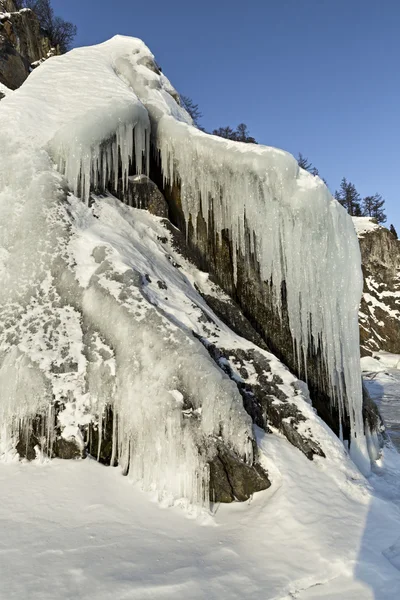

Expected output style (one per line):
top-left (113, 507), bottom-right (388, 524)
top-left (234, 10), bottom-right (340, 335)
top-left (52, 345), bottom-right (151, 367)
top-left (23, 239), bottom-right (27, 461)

top-left (235, 123), bottom-right (257, 143)
top-left (297, 153), bottom-right (313, 172)
top-left (180, 95), bottom-right (203, 129)
top-left (297, 153), bottom-right (327, 183)
top-left (212, 126), bottom-right (236, 140)
top-left (334, 178), bottom-right (362, 216)
top-left (213, 124), bottom-right (257, 143)
top-left (361, 193), bottom-right (387, 224)
top-left (390, 224), bottom-right (398, 239)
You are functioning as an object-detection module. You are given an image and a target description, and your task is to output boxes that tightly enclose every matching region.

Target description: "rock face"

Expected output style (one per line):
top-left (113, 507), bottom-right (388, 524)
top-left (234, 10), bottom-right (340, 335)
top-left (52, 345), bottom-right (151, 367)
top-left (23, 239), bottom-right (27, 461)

top-left (354, 218), bottom-right (400, 356)
top-left (0, 0), bottom-right (55, 90)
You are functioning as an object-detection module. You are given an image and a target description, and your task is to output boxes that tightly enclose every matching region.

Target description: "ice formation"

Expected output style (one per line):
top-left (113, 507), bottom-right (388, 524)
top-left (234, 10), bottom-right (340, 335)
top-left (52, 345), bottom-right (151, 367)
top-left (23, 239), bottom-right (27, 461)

top-left (153, 119), bottom-right (370, 473)
top-left (0, 34), bottom-right (371, 502)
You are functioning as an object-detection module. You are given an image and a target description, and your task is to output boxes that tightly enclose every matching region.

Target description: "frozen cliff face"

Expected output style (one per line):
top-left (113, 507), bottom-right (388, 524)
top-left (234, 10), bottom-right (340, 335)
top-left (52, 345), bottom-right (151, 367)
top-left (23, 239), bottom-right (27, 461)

top-left (0, 35), bottom-right (373, 505)
top-left (0, 0), bottom-right (56, 90)
top-left (353, 218), bottom-right (400, 356)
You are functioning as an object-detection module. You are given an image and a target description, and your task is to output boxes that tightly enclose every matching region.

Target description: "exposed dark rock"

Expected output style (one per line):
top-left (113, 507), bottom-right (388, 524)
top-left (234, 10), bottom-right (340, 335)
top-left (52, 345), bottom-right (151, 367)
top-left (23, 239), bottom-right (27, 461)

top-left (16, 413), bottom-right (82, 460)
top-left (362, 383), bottom-right (384, 435)
top-left (198, 337), bottom-right (325, 460)
top-left (87, 406), bottom-right (115, 465)
top-left (118, 175), bottom-right (169, 218)
top-left (53, 436), bottom-right (82, 460)
top-left (357, 225), bottom-right (400, 356)
top-left (200, 292), bottom-right (269, 350)
top-left (209, 443), bottom-right (270, 503)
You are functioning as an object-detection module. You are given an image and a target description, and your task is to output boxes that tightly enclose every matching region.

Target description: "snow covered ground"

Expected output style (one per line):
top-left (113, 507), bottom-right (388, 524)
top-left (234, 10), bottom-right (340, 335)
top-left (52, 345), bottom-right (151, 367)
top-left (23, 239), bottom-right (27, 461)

top-left (362, 353), bottom-right (400, 451)
top-left (1, 430), bottom-right (400, 599)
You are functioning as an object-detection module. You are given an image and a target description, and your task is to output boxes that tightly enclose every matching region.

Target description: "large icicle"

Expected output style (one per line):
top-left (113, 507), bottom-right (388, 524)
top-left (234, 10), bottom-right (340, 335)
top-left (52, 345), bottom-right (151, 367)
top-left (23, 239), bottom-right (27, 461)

top-left (154, 117), bottom-right (370, 475)
top-left (0, 37), bottom-right (151, 202)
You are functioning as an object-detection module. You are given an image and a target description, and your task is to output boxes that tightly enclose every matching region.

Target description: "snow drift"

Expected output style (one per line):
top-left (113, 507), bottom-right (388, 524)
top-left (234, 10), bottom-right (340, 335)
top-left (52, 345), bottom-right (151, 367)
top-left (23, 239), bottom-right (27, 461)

top-left (0, 35), bottom-right (370, 504)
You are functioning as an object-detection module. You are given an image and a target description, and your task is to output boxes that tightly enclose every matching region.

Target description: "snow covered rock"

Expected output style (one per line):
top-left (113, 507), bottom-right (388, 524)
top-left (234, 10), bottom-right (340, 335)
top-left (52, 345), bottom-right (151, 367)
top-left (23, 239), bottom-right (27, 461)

top-left (353, 218), bottom-right (400, 356)
top-left (0, 35), bottom-right (376, 506)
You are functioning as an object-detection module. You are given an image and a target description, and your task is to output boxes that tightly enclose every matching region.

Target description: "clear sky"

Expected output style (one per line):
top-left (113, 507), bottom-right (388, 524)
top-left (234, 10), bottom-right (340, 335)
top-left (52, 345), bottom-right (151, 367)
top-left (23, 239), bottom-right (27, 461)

top-left (52, 0), bottom-right (399, 230)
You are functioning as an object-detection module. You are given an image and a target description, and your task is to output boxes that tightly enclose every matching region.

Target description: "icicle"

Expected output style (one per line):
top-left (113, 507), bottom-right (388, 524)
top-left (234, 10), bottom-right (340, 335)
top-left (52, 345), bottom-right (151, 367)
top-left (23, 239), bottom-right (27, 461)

top-left (156, 116), bottom-right (370, 474)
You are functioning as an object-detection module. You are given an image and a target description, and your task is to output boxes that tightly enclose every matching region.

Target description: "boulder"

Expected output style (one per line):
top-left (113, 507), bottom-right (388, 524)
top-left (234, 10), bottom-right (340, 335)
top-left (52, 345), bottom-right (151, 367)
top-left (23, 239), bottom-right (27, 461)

top-left (118, 175), bottom-right (169, 218)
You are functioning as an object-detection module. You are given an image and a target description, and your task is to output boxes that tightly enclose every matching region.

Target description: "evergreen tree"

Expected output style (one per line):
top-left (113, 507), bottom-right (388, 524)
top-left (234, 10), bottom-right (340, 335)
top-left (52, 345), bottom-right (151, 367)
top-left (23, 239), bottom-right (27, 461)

top-left (212, 126), bottom-right (237, 140)
top-left (297, 153), bottom-right (327, 184)
top-left (213, 123), bottom-right (257, 143)
top-left (361, 193), bottom-right (387, 224)
top-left (235, 123), bottom-right (257, 143)
top-left (180, 95), bottom-right (203, 129)
top-left (334, 178), bottom-right (362, 216)
top-left (390, 224), bottom-right (398, 239)
top-left (297, 153), bottom-right (313, 172)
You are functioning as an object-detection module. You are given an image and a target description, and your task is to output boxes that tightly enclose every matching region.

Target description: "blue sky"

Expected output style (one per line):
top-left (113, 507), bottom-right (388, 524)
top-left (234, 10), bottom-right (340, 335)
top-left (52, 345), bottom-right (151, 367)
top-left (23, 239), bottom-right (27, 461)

top-left (53, 0), bottom-right (399, 229)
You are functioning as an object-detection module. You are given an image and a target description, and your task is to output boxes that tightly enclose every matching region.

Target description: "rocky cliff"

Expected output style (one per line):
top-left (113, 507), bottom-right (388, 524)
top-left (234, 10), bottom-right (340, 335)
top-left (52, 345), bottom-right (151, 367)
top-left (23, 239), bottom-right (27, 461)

top-left (0, 0), bottom-right (55, 90)
top-left (354, 218), bottom-right (400, 356)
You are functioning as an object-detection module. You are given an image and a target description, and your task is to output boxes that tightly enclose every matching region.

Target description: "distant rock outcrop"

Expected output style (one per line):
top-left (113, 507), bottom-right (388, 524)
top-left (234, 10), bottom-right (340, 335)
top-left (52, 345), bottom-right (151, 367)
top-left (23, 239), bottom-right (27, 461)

top-left (353, 218), bottom-right (400, 356)
top-left (0, 0), bottom-right (56, 90)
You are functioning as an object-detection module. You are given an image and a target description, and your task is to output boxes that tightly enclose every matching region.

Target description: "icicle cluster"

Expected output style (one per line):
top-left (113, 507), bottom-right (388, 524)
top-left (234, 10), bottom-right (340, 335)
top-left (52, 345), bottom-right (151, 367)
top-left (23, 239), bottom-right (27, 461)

top-left (51, 115), bottom-right (149, 203)
top-left (156, 116), bottom-right (370, 474)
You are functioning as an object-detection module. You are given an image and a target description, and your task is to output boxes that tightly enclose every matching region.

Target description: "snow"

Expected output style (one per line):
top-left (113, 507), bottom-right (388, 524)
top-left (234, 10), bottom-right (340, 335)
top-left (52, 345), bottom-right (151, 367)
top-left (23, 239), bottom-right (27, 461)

top-left (0, 82), bottom-right (11, 97)
top-left (362, 353), bottom-right (400, 452)
top-left (1, 429), bottom-right (400, 599)
top-left (372, 352), bottom-right (400, 370)
top-left (353, 216), bottom-right (381, 236)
